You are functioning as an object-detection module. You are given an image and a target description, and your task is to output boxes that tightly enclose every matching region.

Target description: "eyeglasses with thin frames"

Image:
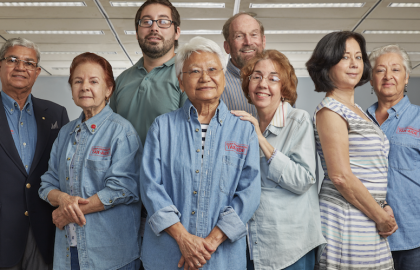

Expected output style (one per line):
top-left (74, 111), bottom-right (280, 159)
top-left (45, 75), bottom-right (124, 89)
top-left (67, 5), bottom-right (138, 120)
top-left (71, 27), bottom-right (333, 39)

top-left (0, 56), bottom-right (38, 71)
top-left (182, 68), bottom-right (224, 79)
top-left (249, 73), bottom-right (280, 85)
top-left (138, 19), bottom-right (174, 29)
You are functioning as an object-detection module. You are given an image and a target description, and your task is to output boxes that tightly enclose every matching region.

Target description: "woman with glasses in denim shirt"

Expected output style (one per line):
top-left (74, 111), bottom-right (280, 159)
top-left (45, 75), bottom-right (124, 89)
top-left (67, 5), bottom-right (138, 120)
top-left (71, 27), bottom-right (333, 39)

top-left (140, 36), bottom-right (261, 270)
top-left (232, 50), bottom-right (326, 270)
top-left (39, 53), bottom-right (143, 270)
top-left (367, 45), bottom-right (420, 270)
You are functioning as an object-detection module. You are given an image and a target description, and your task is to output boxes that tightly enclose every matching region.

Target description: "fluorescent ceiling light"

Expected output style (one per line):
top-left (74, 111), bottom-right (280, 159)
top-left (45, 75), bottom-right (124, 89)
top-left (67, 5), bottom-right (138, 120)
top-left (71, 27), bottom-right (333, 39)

top-left (42, 51), bottom-right (117, 55)
top-left (7, 30), bottom-right (104, 35)
top-left (388, 3), bottom-right (420, 7)
top-left (110, 2), bottom-right (225, 8)
top-left (250, 3), bottom-right (364, 8)
top-left (112, 67), bottom-right (128, 70)
top-left (363, 30), bottom-right (420, 34)
top-left (265, 30), bottom-right (339, 34)
top-left (294, 68), bottom-right (308, 71)
top-left (126, 30), bottom-right (222, 35)
top-left (182, 30), bottom-right (222, 35)
top-left (407, 52), bottom-right (420, 54)
top-left (0, 2), bottom-right (85, 6)
top-left (52, 67), bottom-right (69, 70)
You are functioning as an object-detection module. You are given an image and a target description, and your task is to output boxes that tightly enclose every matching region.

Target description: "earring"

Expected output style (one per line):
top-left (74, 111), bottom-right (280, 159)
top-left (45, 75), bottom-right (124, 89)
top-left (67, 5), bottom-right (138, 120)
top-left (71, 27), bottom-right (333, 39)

top-left (405, 84), bottom-right (408, 93)
top-left (371, 87), bottom-right (374, 94)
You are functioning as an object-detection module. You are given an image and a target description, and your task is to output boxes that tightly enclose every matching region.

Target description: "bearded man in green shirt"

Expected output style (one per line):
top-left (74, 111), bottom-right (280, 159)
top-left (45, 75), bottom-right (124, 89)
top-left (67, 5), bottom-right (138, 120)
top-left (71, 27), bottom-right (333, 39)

top-left (110, 0), bottom-right (187, 145)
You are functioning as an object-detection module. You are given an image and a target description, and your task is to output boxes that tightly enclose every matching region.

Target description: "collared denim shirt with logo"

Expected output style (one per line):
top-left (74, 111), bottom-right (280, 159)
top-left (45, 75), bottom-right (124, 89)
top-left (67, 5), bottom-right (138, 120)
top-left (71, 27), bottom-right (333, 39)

top-left (140, 100), bottom-right (261, 270)
top-left (248, 103), bottom-right (326, 269)
top-left (367, 95), bottom-right (420, 251)
top-left (39, 105), bottom-right (143, 270)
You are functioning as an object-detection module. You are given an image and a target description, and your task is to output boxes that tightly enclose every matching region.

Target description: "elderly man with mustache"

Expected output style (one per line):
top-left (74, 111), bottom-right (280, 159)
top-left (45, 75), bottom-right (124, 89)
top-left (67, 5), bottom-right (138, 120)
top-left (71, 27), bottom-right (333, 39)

top-left (220, 12), bottom-right (266, 117)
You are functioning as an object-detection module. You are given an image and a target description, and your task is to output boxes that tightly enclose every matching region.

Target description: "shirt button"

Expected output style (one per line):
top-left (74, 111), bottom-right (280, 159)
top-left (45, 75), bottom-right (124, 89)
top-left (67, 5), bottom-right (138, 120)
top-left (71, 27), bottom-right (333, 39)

top-left (255, 241), bottom-right (257, 244)
top-left (67, 157), bottom-right (70, 161)
top-left (73, 142), bottom-right (76, 145)
top-left (67, 254), bottom-right (69, 257)
top-left (195, 170), bottom-right (199, 173)
top-left (193, 191), bottom-right (197, 194)
top-left (67, 247), bottom-right (69, 251)
top-left (24, 211), bottom-right (29, 216)
top-left (220, 120), bottom-right (223, 123)
top-left (25, 165), bottom-right (28, 169)
top-left (66, 177), bottom-right (69, 181)
top-left (14, 104), bottom-right (17, 107)
top-left (196, 149), bottom-right (200, 153)
top-left (20, 122), bottom-right (23, 126)
top-left (195, 128), bottom-right (199, 132)
top-left (10, 109), bottom-right (13, 112)
top-left (122, 193), bottom-right (125, 196)
top-left (397, 114), bottom-right (399, 117)
top-left (109, 200), bottom-right (113, 203)
top-left (23, 142), bottom-right (26, 146)
top-left (26, 183), bottom-right (31, 189)
top-left (191, 211), bottom-right (195, 215)
top-left (65, 235), bottom-right (67, 238)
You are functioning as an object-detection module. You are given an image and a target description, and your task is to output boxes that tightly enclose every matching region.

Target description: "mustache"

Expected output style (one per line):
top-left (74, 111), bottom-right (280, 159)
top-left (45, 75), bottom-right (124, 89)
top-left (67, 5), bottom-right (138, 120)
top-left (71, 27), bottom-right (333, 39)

top-left (145, 33), bottom-right (164, 40)
top-left (239, 46), bottom-right (258, 52)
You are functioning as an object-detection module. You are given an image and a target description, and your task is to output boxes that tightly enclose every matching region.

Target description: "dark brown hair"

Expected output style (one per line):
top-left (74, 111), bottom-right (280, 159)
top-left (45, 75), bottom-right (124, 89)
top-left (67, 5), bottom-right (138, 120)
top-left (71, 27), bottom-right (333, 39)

top-left (306, 31), bottom-right (371, 92)
top-left (241, 50), bottom-right (298, 106)
top-left (134, 0), bottom-right (180, 48)
top-left (68, 52), bottom-right (115, 99)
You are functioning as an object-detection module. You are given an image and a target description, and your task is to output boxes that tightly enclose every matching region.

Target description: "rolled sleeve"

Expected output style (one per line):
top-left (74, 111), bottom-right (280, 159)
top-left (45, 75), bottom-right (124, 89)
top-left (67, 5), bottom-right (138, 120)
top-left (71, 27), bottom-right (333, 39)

top-left (148, 205), bottom-right (181, 236)
top-left (267, 114), bottom-right (317, 194)
top-left (99, 132), bottom-right (142, 210)
top-left (216, 206), bottom-right (246, 242)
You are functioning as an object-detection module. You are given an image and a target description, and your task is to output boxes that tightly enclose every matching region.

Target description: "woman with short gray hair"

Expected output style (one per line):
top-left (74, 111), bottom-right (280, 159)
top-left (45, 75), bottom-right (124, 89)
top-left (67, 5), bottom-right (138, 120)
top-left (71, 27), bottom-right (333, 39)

top-left (366, 45), bottom-right (420, 269)
top-left (140, 36), bottom-right (261, 270)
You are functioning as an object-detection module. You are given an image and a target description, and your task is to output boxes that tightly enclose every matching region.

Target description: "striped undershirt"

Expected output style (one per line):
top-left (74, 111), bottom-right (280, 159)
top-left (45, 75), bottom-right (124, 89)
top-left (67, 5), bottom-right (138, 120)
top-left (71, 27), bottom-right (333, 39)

top-left (201, 124), bottom-right (208, 160)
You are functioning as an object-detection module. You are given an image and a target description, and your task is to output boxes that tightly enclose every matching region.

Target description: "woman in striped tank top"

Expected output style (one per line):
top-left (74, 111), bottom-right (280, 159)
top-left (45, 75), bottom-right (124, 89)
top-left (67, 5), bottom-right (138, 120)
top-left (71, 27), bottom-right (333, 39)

top-left (306, 31), bottom-right (398, 269)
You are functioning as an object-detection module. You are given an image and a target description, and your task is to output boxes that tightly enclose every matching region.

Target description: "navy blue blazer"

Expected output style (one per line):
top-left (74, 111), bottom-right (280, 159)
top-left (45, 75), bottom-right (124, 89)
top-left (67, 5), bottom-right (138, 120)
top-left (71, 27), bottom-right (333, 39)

top-left (0, 94), bottom-right (69, 267)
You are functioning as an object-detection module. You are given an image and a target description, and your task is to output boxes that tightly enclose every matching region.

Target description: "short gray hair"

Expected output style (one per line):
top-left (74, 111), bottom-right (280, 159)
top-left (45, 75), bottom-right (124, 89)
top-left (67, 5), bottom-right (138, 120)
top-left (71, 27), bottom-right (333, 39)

top-left (0, 37), bottom-right (41, 63)
top-left (175, 36), bottom-right (226, 79)
top-left (369, 44), bottom-right (411, 76)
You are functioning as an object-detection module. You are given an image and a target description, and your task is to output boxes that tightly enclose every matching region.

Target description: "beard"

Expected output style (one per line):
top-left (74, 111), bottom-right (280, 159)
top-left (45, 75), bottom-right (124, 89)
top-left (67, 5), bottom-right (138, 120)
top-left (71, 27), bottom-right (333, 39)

top-left (138, 33), bottom-right (175, 59)
top-left (231, 45), bottom-right (261, 68)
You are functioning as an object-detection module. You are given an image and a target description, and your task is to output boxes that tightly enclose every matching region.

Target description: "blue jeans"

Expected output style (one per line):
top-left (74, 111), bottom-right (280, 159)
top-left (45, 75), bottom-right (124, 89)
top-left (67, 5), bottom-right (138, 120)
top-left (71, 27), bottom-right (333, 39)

top-left (392, 246), bottom-right (420, 270)
top-left (70, 247), bottom-right (139, 270)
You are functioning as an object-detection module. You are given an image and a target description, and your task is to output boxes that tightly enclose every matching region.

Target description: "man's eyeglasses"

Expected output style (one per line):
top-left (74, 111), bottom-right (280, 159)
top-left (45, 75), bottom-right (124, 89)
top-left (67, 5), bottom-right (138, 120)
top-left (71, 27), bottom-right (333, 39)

top-left (0, 56), bottom-right (38, 70)
top-left (138, 19), bottom-right (174, 29)
top-left (249, 73), bottom-right (281, 85)
top-left (182, 68), bottom-right (223, 79)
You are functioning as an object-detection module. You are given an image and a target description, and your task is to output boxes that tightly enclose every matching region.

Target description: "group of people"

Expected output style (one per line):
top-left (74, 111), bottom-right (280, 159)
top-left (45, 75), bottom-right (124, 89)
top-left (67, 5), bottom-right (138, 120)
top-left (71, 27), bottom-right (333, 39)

top-left (0, 0), bottom-right (419, 270)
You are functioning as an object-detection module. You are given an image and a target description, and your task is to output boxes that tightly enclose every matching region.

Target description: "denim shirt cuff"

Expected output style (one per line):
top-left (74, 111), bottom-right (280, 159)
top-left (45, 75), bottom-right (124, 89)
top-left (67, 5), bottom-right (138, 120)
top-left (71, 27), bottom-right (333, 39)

top-left (97, 187), bottom-right (131, 210)
top-left (148, 205), bottom-right (181, 236)
top-left (267, 151), bottom-right (289, 184)
top-left (216, 206), bottom-right (246, 242)
top-left (39, 186), bottom-right (59, 206)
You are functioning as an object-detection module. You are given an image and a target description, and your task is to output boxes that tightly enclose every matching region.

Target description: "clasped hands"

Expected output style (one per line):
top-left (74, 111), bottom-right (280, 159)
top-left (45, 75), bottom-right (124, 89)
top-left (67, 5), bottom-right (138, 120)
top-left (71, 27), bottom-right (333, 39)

top-left (377, 206), bottom-right (398, 238)
top-left (52, 192), bottom-right (89, 230)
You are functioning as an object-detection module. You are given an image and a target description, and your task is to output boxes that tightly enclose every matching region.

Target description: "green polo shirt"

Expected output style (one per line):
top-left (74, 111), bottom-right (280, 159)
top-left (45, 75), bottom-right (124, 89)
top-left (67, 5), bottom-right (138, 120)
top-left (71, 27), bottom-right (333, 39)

top-left (110, 56), bottom-right (187, 144)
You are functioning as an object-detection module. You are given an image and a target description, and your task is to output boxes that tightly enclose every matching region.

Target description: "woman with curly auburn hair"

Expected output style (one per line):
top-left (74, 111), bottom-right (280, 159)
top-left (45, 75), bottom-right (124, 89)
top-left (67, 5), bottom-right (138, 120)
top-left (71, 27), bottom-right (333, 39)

top-left (232, 50), bottom-right (326, 270)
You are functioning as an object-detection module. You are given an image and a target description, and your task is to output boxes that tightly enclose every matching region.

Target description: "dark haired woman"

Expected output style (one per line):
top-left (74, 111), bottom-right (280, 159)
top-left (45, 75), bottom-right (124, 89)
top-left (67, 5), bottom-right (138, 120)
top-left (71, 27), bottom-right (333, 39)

top-left (39, 53), bottom-right (142, 270)
top-left (306, 31), bottom-right (397, 269)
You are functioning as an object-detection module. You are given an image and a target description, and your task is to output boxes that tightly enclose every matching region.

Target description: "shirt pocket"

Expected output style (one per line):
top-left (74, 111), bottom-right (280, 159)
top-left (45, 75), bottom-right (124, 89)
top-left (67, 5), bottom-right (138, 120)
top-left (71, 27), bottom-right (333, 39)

top-left (220, 155), bottom-right (245, 196)
top-left (85, 158), bottom-right (111, 172)
top-left (389, 136), bottom-right (420, 171)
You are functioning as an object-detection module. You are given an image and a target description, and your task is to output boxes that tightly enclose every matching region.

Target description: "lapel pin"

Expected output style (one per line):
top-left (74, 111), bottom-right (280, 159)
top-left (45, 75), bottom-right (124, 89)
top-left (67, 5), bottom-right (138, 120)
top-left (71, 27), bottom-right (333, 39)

top-left (91, 124), bottom-right (96, 129)
top-left (42, 117), bottom-right (45, 120)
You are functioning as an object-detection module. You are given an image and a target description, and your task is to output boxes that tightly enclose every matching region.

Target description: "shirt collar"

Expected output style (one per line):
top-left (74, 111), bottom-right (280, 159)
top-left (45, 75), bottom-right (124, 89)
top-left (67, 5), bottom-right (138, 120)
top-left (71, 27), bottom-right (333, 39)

top-left (1, 91), bottom-right (34, 115)
top-left (70, 104), bottom-right (113, 135)
top-left (367, 95), bottom-right (411, 121)
top-left (182, 98), bottom-right (228, 126)
top-left (265, 102), bottom-right (290, 136)
top-left (136, 55), bottom-right (176, 70)
top-left (226, 59), bottom-right (241, 79)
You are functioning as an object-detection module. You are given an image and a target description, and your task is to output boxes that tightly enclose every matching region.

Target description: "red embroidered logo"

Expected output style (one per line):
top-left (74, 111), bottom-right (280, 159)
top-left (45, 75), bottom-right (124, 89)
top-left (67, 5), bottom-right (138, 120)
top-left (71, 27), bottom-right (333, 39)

top-left (396, 126), bottom-right (420, 138)
top-left (225, 141), bottom-right (248, 155)
top-left (90, 146), bottom-right (111, 157)
top-left (10, 129), bottom-right (14, 134)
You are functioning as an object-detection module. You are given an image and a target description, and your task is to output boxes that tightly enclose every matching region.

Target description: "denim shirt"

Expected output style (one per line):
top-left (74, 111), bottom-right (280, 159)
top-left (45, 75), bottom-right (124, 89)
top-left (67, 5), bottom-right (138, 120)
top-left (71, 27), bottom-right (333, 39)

top-left (367, 95), bottom-right (420, 251)
top-left (1, 91), bottom-right (37, 173)
top-left (140, 99), bottom-right (261, 270)
top-left (248, 103), bottom-right (326, 269)
top-left (39, 105), bottom-right (143, 270)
